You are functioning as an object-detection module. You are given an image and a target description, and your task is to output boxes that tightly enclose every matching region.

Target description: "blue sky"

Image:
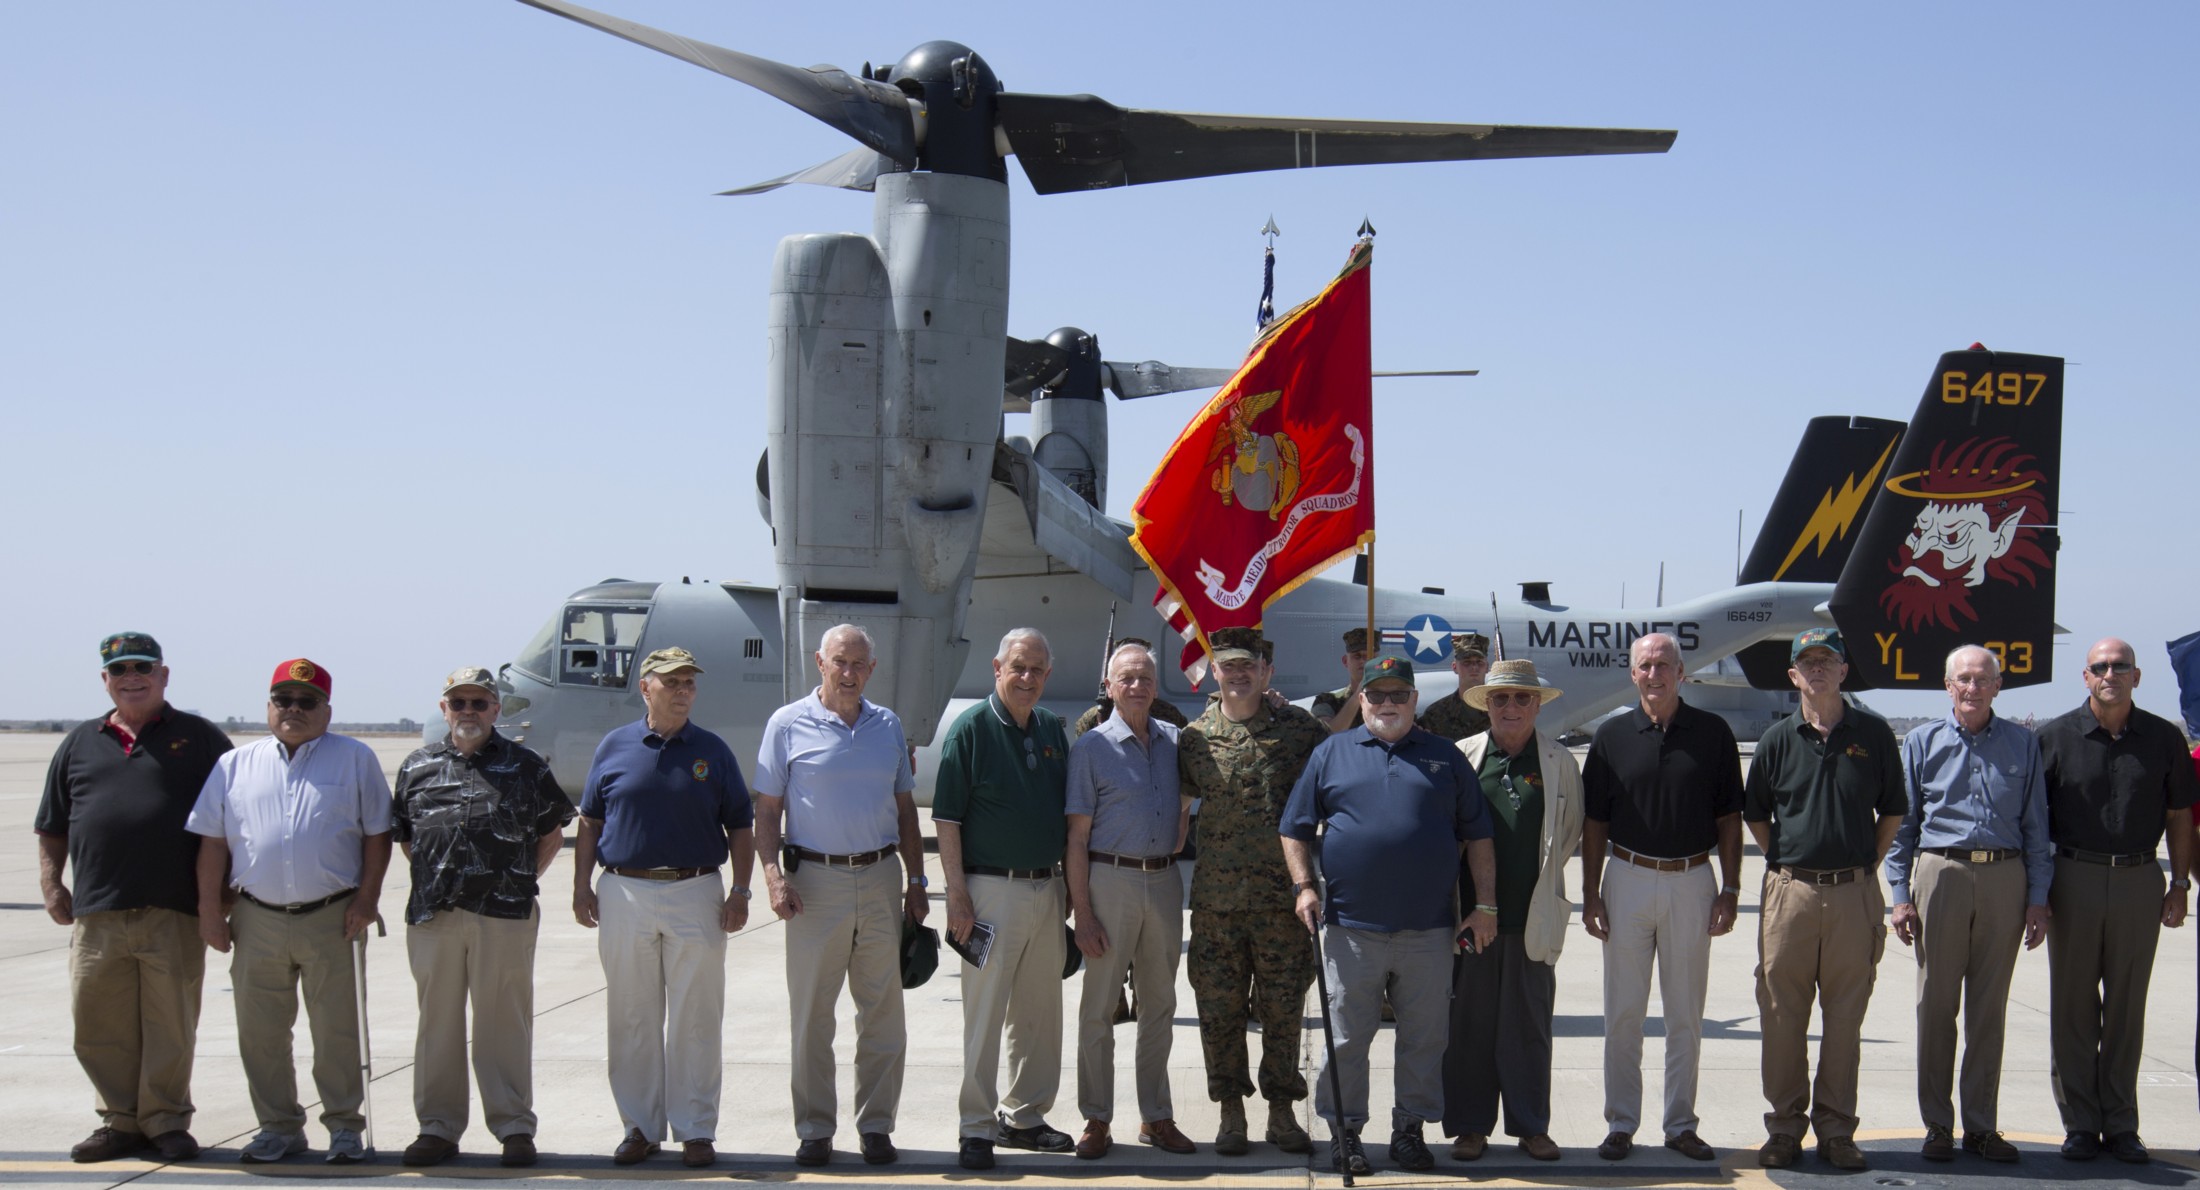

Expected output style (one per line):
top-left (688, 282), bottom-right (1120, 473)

top-left (5, 2), bottom-right (2195, 727)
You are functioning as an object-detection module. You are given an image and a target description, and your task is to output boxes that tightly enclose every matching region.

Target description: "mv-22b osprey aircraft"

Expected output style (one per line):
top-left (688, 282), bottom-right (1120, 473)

top-left (483, 2), bottom-right (2063, 799)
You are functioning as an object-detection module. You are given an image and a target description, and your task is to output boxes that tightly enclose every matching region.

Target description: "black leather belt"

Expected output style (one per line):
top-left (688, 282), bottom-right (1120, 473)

top-left (965, 864), bottom-right (1058, 880)
top-left (1925, 847), bottom-right (2019, 863)
top-left (1770, 865), bottom-right (1861, 886)
top-left (239, 887), bottom-right (355, 915)
top-left (1612, 845), bottom-right (1710, 872)
top-left (2057, 845), bottom-right (2157, 868)
top-left (791, 845), bottom-right (897, 868)
top-left (606, 866), bottom-right (712, 881)
top-left (1089, 851), bottom-right (1175, 871)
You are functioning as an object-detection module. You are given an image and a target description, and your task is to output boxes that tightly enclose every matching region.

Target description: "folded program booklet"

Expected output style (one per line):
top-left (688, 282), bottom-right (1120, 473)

top-left (946, 921), bottom-right (997, 969)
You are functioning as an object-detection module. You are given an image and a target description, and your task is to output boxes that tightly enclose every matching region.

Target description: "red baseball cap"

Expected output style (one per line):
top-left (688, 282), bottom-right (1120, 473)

top-left (270, 657), bottom-right (333, 699)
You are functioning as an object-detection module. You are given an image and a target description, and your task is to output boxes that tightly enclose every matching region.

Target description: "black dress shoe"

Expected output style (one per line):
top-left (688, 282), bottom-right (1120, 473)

top-left (401, 1134), bottom-right (459, 1167)
top-left (149, 1131), bottom-right (201, 1162)
top-left (860, 1132), bottom-right (895, 1165)
top-left (71, 1128), bottom-right (149, 1163)
top-left (1920, 1125), bottom-right (1955, 1162)
top-left (500, 1134), bottom-right (536, 1167)
top-left (1962, 1130), bottom-right (2019, 1163)
top-left (2060, 1131), bottom-right (2100, 1161)
top-left (1597, 1131), bottom-right (1633, 1161)
top-left (2107, 1132), bottom-right (2150, 1164)
top-left (996, 1115), bottom-right (1072, 1152)
top-left (795, 1138), bottom-right (830, 1166)
top-left (958, 1138), bottom-right (995, 1170)
top-left (1666, 1130), bottom-right (1715, 1161)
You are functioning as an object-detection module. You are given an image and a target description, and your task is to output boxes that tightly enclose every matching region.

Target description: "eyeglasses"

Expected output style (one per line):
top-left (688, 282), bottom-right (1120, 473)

top-left (1500, 772), bottom-right (1523, 810)
top-left (1023, 737), bottom-right (1038, 771)
top-left (105, 661), bottom-right (157, 677)
top-left (270, 693), bottom-right (323, 711)
top-left (447, 697), bottom-right (495, 712)
top-left (2087, 661), bottom-right (2136, 677)
top-left (1484, 690), bottom-right (1539, 708)
top-left (1362, 687), bottom-right (1414, 705)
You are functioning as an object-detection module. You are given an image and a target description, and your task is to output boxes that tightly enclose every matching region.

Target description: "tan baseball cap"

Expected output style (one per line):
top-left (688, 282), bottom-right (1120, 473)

top-left (638, 646), bottom-right (705, 677)
top-left (441, 666), bottom-right (498, 697)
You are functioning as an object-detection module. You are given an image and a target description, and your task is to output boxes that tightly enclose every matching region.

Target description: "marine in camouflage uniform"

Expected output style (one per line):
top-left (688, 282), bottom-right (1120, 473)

top-left (1179, 628), bottom-right (1329, 1153)
top-left (1416, 632), bottom-right (1493, 743)
top-left (1310, 628), bottom-right (1373, 731)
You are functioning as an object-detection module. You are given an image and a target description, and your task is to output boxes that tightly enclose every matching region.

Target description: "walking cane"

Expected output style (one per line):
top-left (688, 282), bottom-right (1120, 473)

top-left (352, 915), bottom-right (386, 1155)
top-left (1309, 907), bottom-right (1354, 1186)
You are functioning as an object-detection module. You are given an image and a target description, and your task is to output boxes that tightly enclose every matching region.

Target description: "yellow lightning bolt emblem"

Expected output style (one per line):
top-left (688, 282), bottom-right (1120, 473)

top-left (1772, 437), bottom-right (1898, 580)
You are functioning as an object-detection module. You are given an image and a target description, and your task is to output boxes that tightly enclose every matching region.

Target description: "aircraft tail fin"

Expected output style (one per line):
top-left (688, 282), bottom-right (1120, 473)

top-left (1733, 414), bottom-right (1906, 690)
top-left (1828, 347), bottom-right (2064, 689)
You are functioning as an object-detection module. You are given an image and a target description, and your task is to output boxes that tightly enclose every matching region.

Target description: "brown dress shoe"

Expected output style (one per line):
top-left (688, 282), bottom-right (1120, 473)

top-left (1139, 1118), bottom-right (1196, 1154)
top-left (500, 1134), bottom-right (537, 1168)
top-left (401, 1134), bottom-right (459, 1167)
top-left (71, 1128), bottom-right (149, 1163)
top-left (1450, 1134), bottom-right (1487, 1161)
top-left (1075, 1120), bottom-right (1111, 1160)
top-left (1519, 1134), bottom-right (1561, 1161)
top-left (612, 1128), bottom-right (658, 1165)
top-left (1665, 1130), bottom-right (1715, 1161)
top-left (149, 1131), bottom-right (201, 1162)
top-left (681, 1139), bottom-right (716, 1167)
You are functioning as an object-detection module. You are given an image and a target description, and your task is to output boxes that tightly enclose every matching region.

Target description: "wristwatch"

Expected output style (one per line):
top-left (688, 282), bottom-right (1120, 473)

top-left (1721, 885), bottom-right (1741, 896)
top-left (2172, 878), bottom-right (2191, 891)
top-left (1294, 881), bottom-right (1318, 894)
top-left (909, 875), bottom-right (930, 889)
top-left (730, 885), bottom-right (752, 899)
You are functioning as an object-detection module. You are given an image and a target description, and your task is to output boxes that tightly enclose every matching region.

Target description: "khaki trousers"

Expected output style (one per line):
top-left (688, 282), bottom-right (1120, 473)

top-left (407, 907), bottom-right (540, 1142)
top-left (70, 907), bottom-right (205, 1136)
top-left (1600, 858), bottom-right (1715, 1139)
top-left (597, 871), bottom-right (726, 1143)
top-left (1755, 868), bottom-right (1885, 1142)
top-left (1911, 850), bottom-right (2026, 1133)
top-left (1075, 863), bottom-right (1181, 1123)
top-left (956, 873), bottom-right (1065, 1138)
top-left (2047, 855), bottom-right (2164, 1136)
top-left (784, 859), bottom-right (906, 1140)
top-left (229, 896), bottom-right (365, 1135)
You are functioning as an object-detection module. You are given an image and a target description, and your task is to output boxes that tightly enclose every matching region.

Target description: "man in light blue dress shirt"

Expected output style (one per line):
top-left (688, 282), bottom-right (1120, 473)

top-left (1883, 645), bottom-right (2051, 1164)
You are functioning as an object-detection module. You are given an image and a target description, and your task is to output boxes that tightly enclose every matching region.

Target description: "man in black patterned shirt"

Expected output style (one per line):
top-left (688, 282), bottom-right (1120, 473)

top-left (389, 667), bottom-right (574, 1167)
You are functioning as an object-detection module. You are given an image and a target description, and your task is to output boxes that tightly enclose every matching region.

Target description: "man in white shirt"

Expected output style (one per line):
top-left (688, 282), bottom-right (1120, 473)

top-left (188, 659), bottom-right (392, 1165)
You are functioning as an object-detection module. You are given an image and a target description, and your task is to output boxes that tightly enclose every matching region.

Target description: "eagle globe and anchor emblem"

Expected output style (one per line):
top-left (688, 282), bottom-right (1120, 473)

top-left (1206, 389), bottom-right (1302, 519)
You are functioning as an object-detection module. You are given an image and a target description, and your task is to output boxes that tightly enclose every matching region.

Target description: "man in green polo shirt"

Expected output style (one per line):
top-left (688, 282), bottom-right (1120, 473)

top-left (1743, 628), bottom-right (1905, 1172)
top-left (933, 628), bottom-right (1073, 1171)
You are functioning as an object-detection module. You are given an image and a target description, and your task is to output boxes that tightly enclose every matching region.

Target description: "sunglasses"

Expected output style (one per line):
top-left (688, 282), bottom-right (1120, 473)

top-left (1500, 772), bottom-right (1523, 810)
top-left (1484, 690), bottom-right (1539, 708)
top-left (447, 697), bottom-right (495, 712)
top-left (270, 693), bottom-right (323, 711)
top-left (105, 661), bottom-right (157, 677)
top-left (1362, 687), bottom-right (1414, 705)
top-left (2087, 661), bottom-right (2135, 677)
top-left (1023, 737), bottom-right (1038, 771)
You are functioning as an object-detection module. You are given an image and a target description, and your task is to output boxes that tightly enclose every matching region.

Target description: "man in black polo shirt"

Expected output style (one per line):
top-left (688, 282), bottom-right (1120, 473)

top-left (2038, 637), bottom-right (2197, 1165)
top-left (933, 627), bottom-right (1073, 1171)
top-left (1581, 632), bottom-right (1743, 1163)
top-left (1742, 629), bottom-right (1904, 1172)
top-left (391, 667), bottom-right (574, 1168)
top-left (36, 632), bottom-right (232, 1163)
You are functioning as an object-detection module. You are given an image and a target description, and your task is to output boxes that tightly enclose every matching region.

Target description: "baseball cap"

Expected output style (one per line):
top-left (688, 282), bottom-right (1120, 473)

top-left (638, 646), bottom-right (705, 678)
top-left (100, 632), bottom-right (162, 666)
top-left (1362, 654), bottom-right (1415, 686)
top-left (1790, 628), bottom-right (1846, 662)
top-left (441, 665), bottom-right (497, 696)
top-left (270, 658), bottom-right (333, 699)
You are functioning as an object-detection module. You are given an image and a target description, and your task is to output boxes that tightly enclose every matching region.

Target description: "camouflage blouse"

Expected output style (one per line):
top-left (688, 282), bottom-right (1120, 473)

top-left (1178, 700), bottom-right (1328, 913)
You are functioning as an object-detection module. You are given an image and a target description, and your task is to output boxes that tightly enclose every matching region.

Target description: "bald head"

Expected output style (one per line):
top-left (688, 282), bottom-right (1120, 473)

top-left (2082, 636), bottom-right (2141, 719)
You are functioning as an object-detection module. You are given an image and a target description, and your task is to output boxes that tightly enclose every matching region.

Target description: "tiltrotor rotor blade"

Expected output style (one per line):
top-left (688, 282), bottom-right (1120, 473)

top-left (1102, 361), bottom-right (1238, 400)
top-left (996, 93), bottom-right (1675, 194)
top-left (514, 0), bottom-right (918, 164)
top-left (1004, 335), bottom-right (1072, 398)
top-left (719, 146), bottom-right (885, 196)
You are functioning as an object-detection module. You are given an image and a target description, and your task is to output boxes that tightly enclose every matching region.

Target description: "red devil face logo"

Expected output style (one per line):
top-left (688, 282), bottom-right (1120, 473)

top-left (1878, 437), bottom-right (2051, 632)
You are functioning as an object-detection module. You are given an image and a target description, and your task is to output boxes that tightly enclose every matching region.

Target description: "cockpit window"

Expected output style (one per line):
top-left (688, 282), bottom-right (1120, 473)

top-left (557, 604), bottom-right (650, 689)
top-left (513, 613), bottom-right (558, 683)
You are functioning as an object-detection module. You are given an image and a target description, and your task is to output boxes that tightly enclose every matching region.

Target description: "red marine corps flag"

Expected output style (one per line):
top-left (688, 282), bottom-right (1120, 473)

top-left (1129, 238), bottom-right (1376, 680)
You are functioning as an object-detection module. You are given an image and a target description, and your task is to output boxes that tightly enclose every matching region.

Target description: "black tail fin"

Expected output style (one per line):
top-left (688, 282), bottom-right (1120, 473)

top-left (1830, 347), bottom-right (2064, 689)
top-left (1734, 415), bottom-right (1906, 690)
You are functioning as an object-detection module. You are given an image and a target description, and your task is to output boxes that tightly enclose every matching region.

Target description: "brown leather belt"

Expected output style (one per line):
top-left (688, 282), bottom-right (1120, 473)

top-left (1925, 847), bottom-right (2018, 863)
top-left (2057, 845), bottom-right (2157, 868)
top-left (1770, 864), bottom-right (1861, 886)
top-left (606, 866), bottom-right (712, 881)
top-left (1089, 851), bottom-right (1175, 871)
top-left (239, 887), bottom-right (355, 915)
top-left (965, 864), bottom-right (1058, 880)
top-left (791, 845), bottom-right (897, 868)
top-left (1611, 845), bottom-right (1710, 873)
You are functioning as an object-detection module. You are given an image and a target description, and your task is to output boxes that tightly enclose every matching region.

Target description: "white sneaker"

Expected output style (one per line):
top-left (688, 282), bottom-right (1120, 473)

top-left (324, 1129), bottom-right (370, 1164)
top-left (238, 1131), bottom-right (306, 1164)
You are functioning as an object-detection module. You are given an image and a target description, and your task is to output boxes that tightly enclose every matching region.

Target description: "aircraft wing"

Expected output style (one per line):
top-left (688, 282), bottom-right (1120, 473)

top-left (982, 443), bottom-right (1141, 600)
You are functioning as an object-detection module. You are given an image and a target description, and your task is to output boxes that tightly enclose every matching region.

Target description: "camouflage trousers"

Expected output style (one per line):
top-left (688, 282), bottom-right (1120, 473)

top-left (1188, 908), bottom-right (1314, 1103)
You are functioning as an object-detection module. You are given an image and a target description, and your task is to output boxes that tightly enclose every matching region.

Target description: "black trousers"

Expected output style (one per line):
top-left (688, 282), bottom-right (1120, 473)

top-left (1441, 933), bottom-right (1556, 1138)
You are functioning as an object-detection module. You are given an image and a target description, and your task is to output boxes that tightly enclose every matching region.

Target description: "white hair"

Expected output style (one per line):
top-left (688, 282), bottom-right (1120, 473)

top-left (1945, 643), bottom-right (2001, 681)
top-left (1630, 632), bottom-right (1682, 667)
top-left (1106, 641), bottom-right (1157, 678)
top-left (995, 627), bottom-right (1051, 664)
top-left (818, 623), bottom-right (875, 658)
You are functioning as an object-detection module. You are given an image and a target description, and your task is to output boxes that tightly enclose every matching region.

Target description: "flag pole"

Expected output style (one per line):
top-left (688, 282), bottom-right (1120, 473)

top-left (1364, 541), bottom-right (1376, 656)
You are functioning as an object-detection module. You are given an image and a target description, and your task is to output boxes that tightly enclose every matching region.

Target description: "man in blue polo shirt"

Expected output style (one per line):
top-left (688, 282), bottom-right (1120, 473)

top-left (1282, 655), bottom-right (1495, 1176)
top-left (573, 647), bottom-right (755, 1169)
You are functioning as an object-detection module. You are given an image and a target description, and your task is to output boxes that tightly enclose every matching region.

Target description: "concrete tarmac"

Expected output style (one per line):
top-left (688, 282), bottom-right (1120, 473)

top-left (5, 731), bottom-right (2198, 1188)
